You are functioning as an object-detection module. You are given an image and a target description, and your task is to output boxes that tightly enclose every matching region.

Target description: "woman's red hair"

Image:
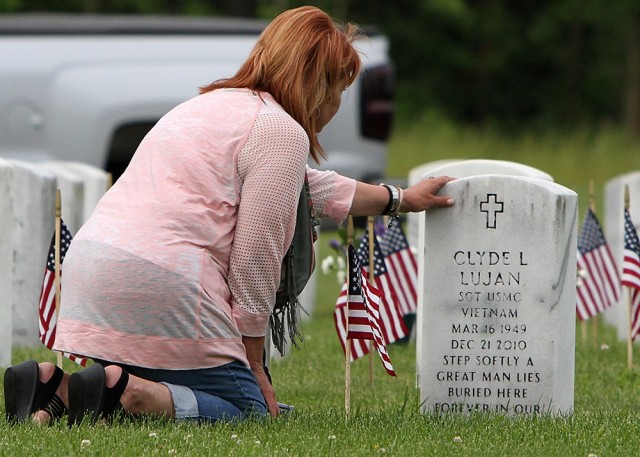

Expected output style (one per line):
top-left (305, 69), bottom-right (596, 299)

top-left (200, 6), bottom-right (362, 163)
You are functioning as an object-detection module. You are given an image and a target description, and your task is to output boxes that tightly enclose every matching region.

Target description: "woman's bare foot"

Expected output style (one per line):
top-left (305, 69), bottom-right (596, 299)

top-left (32, 362), bottom-right (69, 424)
top-left (104, 365), bottom-right (174, 420)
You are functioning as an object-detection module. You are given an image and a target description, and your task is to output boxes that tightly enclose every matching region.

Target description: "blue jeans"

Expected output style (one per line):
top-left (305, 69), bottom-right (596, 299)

top-left (95, 360), bottom-right (268, 424)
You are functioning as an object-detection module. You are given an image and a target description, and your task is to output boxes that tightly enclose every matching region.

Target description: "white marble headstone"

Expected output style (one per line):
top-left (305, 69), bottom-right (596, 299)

top-left (417, 175), bottom-right (577, 415)
top-left (407, 159), bottom-right (553, 252)
top-left (63, 161), bottom-right (110, 224)
top-left (10, 161), bottom-right (56, 348)
top-left (414, 160), bottom-right (554, 371)
top-left (407, 159), bottom-right (462, 188)
top-left (39, 161), bottom-right (86, 235)
top-left (0, 159), bottom-right (15, 367)
top-left (603, 171), bottom-right (640, 340)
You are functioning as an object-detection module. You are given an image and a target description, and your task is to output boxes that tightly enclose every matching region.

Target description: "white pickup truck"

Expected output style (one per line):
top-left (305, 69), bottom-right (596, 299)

top-left (0, 14), bottom-right (394, 182)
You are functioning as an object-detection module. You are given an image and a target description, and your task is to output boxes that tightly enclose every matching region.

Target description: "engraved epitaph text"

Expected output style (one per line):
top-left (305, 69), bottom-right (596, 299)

top-left (418, 176), bottom-right (577, 416)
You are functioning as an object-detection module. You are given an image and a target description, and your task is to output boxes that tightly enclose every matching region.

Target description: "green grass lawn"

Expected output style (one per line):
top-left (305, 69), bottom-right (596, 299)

top-left (2, 124), bottom-right (640, 456)
top-left (2, 234), bottom-right (640, 456)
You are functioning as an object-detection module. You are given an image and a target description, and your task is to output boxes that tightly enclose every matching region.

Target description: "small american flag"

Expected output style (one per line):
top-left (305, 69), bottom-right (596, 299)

top-left (622, 209), bottom-right (640, 340)
top-left (575, 208), bottom-right (620, 320)
top-left (356, 231), bottom-right (408, 345)
top-left (377, 218), bottom-right (418, 316)
top-left (38, 220), bottom-right (86, 366)
top-left (333, 245), bottom-right (396, 376)
top-left (334, 281), bottom-right (371, 361)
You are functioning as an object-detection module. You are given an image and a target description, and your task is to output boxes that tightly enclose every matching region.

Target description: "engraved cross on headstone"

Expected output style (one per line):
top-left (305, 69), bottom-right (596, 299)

top-left (480, 193), bottom-right (504, 229)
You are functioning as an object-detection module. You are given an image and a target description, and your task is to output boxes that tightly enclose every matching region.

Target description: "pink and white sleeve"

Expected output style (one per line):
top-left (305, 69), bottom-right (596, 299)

top-left (306, 165), bottom-right (356, 223)
top-left (229, 107), bottom-right (309, 337)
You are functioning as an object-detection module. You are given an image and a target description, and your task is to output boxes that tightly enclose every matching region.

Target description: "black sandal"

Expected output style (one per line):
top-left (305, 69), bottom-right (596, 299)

top-left (67, 364), bottom-right (129, 427)
top-left (4, 360), bottom-right (66, 423)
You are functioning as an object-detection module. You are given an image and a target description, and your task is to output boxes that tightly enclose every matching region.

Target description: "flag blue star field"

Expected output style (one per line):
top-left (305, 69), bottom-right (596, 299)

top-left (575, 208), bottom-right (620, 320)
top-left (356, 229), bottom-right (408, 345)
top-left (622, 209), bottom-right (640, 340)
top-left (377, 218), bottom-right (418, 315)
top-left (38, 220), bottom-right (86, 366)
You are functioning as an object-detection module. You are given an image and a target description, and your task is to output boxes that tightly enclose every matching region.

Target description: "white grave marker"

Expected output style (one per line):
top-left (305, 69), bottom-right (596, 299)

top-left (414, 160), bottom-right (554, 373)
top-left (0, 159), bottom-right (14, 367)
top-left (418, 175), bottom-right (577, 415)
top-left (407, 159), bottom-right (553, 252)
top-left (63, 161), bottom-right (110, 223)
top-left (39, 161), bottom-right (85, 235)
top-left (10, 161), bottom-right (56, 347)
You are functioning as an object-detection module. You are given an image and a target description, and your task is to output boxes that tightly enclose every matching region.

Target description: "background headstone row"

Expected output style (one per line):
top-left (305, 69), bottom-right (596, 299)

top-left (1, 159), bottom-right (109, 368)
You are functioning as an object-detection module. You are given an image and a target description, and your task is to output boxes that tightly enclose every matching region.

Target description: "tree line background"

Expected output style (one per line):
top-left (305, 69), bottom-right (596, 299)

top-left (3, 0), bottom-right (640, 137)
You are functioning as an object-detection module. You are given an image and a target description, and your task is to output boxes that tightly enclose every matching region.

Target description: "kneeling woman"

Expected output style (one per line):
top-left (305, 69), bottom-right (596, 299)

top-left (4, 6), bottom-right (454, 426)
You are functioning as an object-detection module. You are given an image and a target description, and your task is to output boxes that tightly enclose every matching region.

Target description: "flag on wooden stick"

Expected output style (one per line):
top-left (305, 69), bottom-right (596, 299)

top-left (576, 208), bottom-right (621, 320)
top-left (38, 219), bottom-right (86, 366)
top-left (334, 245), bottom-right (397, 375)
top-left (622, 209), bottom-right (640, 341)
top-left (334, 225), bottom-right (409, 361)
top-left (336, 244), bottom-right (396, 376)
top-left (334, 279), bottom-right (371, 361)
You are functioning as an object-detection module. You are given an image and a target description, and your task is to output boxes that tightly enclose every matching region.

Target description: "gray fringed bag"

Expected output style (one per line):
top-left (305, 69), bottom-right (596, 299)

top-left (270, 175), bottom-right (318, 356)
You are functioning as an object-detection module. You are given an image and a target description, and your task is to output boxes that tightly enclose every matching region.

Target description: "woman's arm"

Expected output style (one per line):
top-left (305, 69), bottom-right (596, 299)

top-left (349, 176), bottom-right (455, 217)
top-left (243, 335), bottom-right (279, 417)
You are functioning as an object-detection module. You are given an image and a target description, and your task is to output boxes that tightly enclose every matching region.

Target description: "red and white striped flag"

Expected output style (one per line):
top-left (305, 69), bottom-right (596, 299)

top-left (38, 220), bottom-right (87, 366)
top-left (334, 280), bottom-right (371, 361)
top-left (575, 208), bottom-right (620, 320)
top-left (622, 209), bottom-right (640, 340)
top-left (377, 217), bottom-right (418, 315)
top-left (334, 244), bottom-right (397, 376)
top-left (356, 230), bottom-right (408, 345)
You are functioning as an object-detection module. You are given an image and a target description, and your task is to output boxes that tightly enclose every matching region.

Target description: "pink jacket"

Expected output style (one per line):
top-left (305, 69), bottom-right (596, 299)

top-left (54, 89), bottom-right (355, 369)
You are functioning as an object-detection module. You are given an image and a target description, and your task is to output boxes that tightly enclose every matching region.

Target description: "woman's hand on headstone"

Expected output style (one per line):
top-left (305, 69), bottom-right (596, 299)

top-left (401, 176), bottom-right (455, 213)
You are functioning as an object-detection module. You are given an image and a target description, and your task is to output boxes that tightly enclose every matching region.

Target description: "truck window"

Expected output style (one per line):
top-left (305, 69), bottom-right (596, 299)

top-left (108, 121), bottom-right (157, 181)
